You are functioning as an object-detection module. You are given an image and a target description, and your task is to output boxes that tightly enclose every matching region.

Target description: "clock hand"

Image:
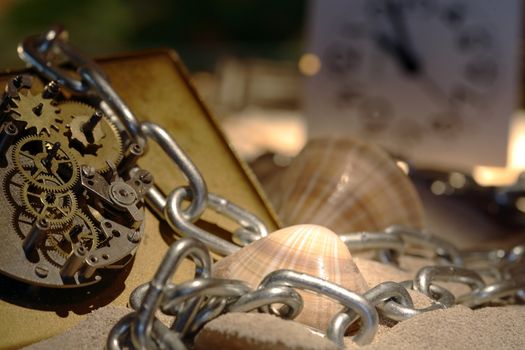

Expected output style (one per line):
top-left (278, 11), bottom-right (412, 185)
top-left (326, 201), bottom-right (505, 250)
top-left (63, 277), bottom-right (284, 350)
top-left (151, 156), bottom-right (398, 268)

top-left (375, 33), bottom-right (422, 74)
top-left (419, 73), bottom-right (452, 107)
top-left (376, 0), bottom-right (422, 75)
top-left (384, 0), bottom-right (412, 49)
top-left (375, 33), bottom-right (451, 107)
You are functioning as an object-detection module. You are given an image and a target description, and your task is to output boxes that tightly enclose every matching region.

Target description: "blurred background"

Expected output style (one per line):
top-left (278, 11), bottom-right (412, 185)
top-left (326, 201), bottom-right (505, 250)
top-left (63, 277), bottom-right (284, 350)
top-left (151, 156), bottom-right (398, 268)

top-left (1, 0), bottom-right (525, 245)
top-left (0, 0), bottom-right (305, 71)
top-left (0, 0), bottom-right (308, 161)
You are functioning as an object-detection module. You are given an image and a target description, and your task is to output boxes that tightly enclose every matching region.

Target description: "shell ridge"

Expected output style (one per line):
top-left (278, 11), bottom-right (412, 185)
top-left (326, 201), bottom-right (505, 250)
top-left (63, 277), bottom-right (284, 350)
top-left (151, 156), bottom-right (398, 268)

top-left (283, 227), bottom-right (312, 272)
top-left (213, 224), bottom-right (369, 330)
top-left (299, 140), bottom-right (364, 224)
top-left (306, 142), bottom-right (378, 227)
top-left (308, 142), bottom-right (369, 226)
top-left (276, 150), bottom-right (312, 222)
top-left (268, 226), bottom-right (309, 274)
top-left (279, 225), bottom-right (315, 271)
top-left (285, 139), bottom-right (337, 223)
top-left (293, 139), bottom-right (351, 223)
top-left (332, 233), bottom-right (342, 285)
top-left (297, 141), bottom-right (360, 224)
top-left (321, 152), bottom-right (392, 230)
top-left (273, 138), bottom-right (425, 233)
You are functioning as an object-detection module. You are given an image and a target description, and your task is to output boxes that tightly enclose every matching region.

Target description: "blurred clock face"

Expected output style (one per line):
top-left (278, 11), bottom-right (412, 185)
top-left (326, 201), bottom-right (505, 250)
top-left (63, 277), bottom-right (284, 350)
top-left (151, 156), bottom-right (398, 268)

top-left (305, 0), bottom-right (521, 168)
top-left (325, 0), bottom-right (499, 140)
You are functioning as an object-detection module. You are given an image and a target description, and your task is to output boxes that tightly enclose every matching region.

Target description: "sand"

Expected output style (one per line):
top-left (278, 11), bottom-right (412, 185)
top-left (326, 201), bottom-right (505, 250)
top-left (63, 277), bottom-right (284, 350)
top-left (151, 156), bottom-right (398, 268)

top-left (23, 306), bottom-right (132, 350)
top-left (363, 305), bottom-right (525, 349)
top-left (195, 313), bottom-right (338, 350)
top-left (25, 257), bottom-right (525, 349)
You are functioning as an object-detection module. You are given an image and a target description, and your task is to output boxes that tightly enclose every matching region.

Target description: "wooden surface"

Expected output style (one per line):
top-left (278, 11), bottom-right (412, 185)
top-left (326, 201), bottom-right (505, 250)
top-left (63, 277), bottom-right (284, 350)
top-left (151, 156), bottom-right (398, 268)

top-left (0, 50), bottom-right (280, 349)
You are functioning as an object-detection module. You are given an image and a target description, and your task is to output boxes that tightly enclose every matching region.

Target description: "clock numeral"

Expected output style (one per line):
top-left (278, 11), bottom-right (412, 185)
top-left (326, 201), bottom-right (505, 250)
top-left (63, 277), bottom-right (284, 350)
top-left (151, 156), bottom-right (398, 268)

top-left (335, 87), bottom-right (362, 110)
top-left (429, 112), bottom-right (463, 139)
top-left (441, 3), bottom-right (466, 28)
top-left (357, 97), bottom-right (393, 134)
top-left (457, 25), bottom-right (492, 53)
top-left (395, 119), bottom-right (423, 144)
top-left (464, 57), bottom-right (497, 88)
top-left (450, 84), bottom-right (481, 107)
top-left (324, 43), bottom-right (362, 76)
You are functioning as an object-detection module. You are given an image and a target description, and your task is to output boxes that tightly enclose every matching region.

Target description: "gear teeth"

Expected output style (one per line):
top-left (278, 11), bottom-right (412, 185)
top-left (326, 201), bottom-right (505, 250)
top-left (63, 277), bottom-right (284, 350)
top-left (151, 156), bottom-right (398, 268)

top-left (58, 100), bottom-right (95, 122)
top-left (41, 234), bottom-right (67, 268)
top-left (99, 118), bottom-right (124, 173)
top-left (12, 134), bottom-right (80, 192)
top-left (1, 168), bottom-right (24, 207)
top-left (11, 209), bottom-right (34, 241)
top-left (0, 74), bottom-right (145, 288)
top-left (58, 101), bottom-right (123, 173)
top-left (11, 89), bottom-right (63, 137)
top-left (49, 210), bottom-right (99, 259)
top-left (20, 174), bottom-right (78, 228)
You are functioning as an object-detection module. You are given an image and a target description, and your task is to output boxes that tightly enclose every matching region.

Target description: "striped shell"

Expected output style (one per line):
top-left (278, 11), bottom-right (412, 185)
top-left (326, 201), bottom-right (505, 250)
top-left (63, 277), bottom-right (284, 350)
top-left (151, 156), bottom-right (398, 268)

top-left (268, 138), bottom-right (425, 233)
top-left (213, 224), bottom-right (369, 330)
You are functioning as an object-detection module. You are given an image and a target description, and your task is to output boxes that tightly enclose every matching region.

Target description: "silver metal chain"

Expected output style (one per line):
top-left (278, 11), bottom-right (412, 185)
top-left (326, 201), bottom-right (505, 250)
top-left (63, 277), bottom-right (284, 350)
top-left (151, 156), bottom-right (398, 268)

top-left (17, 27), bottom-right (525, 349)
top-left (18, 26), bottom-right (268, 257)
top-left (106, 227), bottom-right (524, 350)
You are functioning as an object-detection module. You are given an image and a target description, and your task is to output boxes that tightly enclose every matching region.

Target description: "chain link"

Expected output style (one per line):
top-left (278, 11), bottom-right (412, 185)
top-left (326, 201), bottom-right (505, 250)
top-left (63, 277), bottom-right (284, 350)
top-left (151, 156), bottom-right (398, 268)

top-left (342, 226), bottom-right (525, 309)
top-left (459, 274), bottom-right (525, 307)
top-left (327, 281), bottom-right (412, 347)
top-left (385, 225), bottom-right (464, 266)
top-left (19, 27), bottom-right (525, 349)
top-left (140, 122), bottom-right (208, 221)
top-left (227, 285), bottom-right (303, 317)
top-left (18, 26), bottom-right (269, 257)
top-left (108, 228), bottom-right (525, 349)
top-left (19, 25), bottom-right (146, 146)
top-left (258, 269), bottom-right (379, 345)
top-left (414, 266), bottom-right (485, 303)
top-left (107, 238), bottom-right (309, 349)
top-left (377, 279), bottom-right (454, 321)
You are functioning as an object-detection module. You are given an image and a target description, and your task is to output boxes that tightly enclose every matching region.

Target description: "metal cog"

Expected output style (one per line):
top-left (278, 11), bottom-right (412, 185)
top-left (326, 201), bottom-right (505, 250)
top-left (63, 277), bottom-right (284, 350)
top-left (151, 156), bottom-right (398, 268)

top-left (12, 135), bottom-right (79, 192)
top-left (21, 175), bottom-right (78, 228)
top-left (12, 209), bottom-right (36, 241)
top-left (48, 211), bottom-right (99, 259)
top-left (11, 89), bottom-right (64, 137)
top-left (2, 168), bottom-right (25, 208)
top-left (59, 102), bottom-right (123, 172)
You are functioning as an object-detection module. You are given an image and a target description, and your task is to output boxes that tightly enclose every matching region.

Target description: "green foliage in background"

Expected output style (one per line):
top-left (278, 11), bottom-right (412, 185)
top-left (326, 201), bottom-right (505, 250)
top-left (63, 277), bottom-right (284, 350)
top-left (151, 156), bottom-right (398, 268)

top-left (0, 0), bottom-right (305, 71)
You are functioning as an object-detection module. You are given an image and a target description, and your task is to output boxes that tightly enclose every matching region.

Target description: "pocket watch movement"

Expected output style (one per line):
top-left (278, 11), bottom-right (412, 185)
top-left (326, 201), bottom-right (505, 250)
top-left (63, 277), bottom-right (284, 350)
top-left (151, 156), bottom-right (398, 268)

top-left (0, 74), bottom-right (152, 288)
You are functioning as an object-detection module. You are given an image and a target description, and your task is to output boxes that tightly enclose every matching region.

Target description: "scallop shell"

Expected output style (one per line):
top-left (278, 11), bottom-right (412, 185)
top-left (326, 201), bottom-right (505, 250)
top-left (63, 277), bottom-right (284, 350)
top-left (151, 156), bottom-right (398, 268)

top-left (213, 224), bottom-right (369, 330)
top-left (268, 138), bottom-right (425, 233)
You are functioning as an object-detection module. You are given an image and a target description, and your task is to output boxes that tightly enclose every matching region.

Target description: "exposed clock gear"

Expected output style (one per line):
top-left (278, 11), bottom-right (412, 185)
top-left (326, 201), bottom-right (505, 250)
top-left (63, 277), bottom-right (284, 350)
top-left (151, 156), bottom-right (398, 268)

top-left (10, 88), bottom-right (64, 137)
top-left (12, 134), bottom-right (80, 192)
top-left (20, 175), bottom-right (78, 228)
top-left (0, 74), bottom-right (153, 288)
top-left (2, 167), bottom-right (25, 208)
top-left (59, 102), bottom-right (124, 172)
top-left (48, 211), bottom-right (99, 260)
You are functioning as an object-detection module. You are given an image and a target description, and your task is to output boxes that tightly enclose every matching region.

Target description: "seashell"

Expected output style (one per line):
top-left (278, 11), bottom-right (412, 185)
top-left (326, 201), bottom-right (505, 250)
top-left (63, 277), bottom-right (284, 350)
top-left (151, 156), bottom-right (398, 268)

top-left (213, 224), bottom-right (369, 330)
top-left (267, 138), bottom-right (425, 233)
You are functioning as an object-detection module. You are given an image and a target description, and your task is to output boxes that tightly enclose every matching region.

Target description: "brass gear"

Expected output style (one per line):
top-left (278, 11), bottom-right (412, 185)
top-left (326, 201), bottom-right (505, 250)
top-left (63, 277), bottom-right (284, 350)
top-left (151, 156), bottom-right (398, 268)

top-left (48, 211), bottom-right (99, 259)
top-left (21, 175), bottom-right (78, 228)
top-left (59, 102), bottom-right (123, 172)
top-left (12, 135), bottom-right (79, 192)
top-left (11, 89), bottom-right (64, 137)
top-left (2, 168), bottom-right (25, 208)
